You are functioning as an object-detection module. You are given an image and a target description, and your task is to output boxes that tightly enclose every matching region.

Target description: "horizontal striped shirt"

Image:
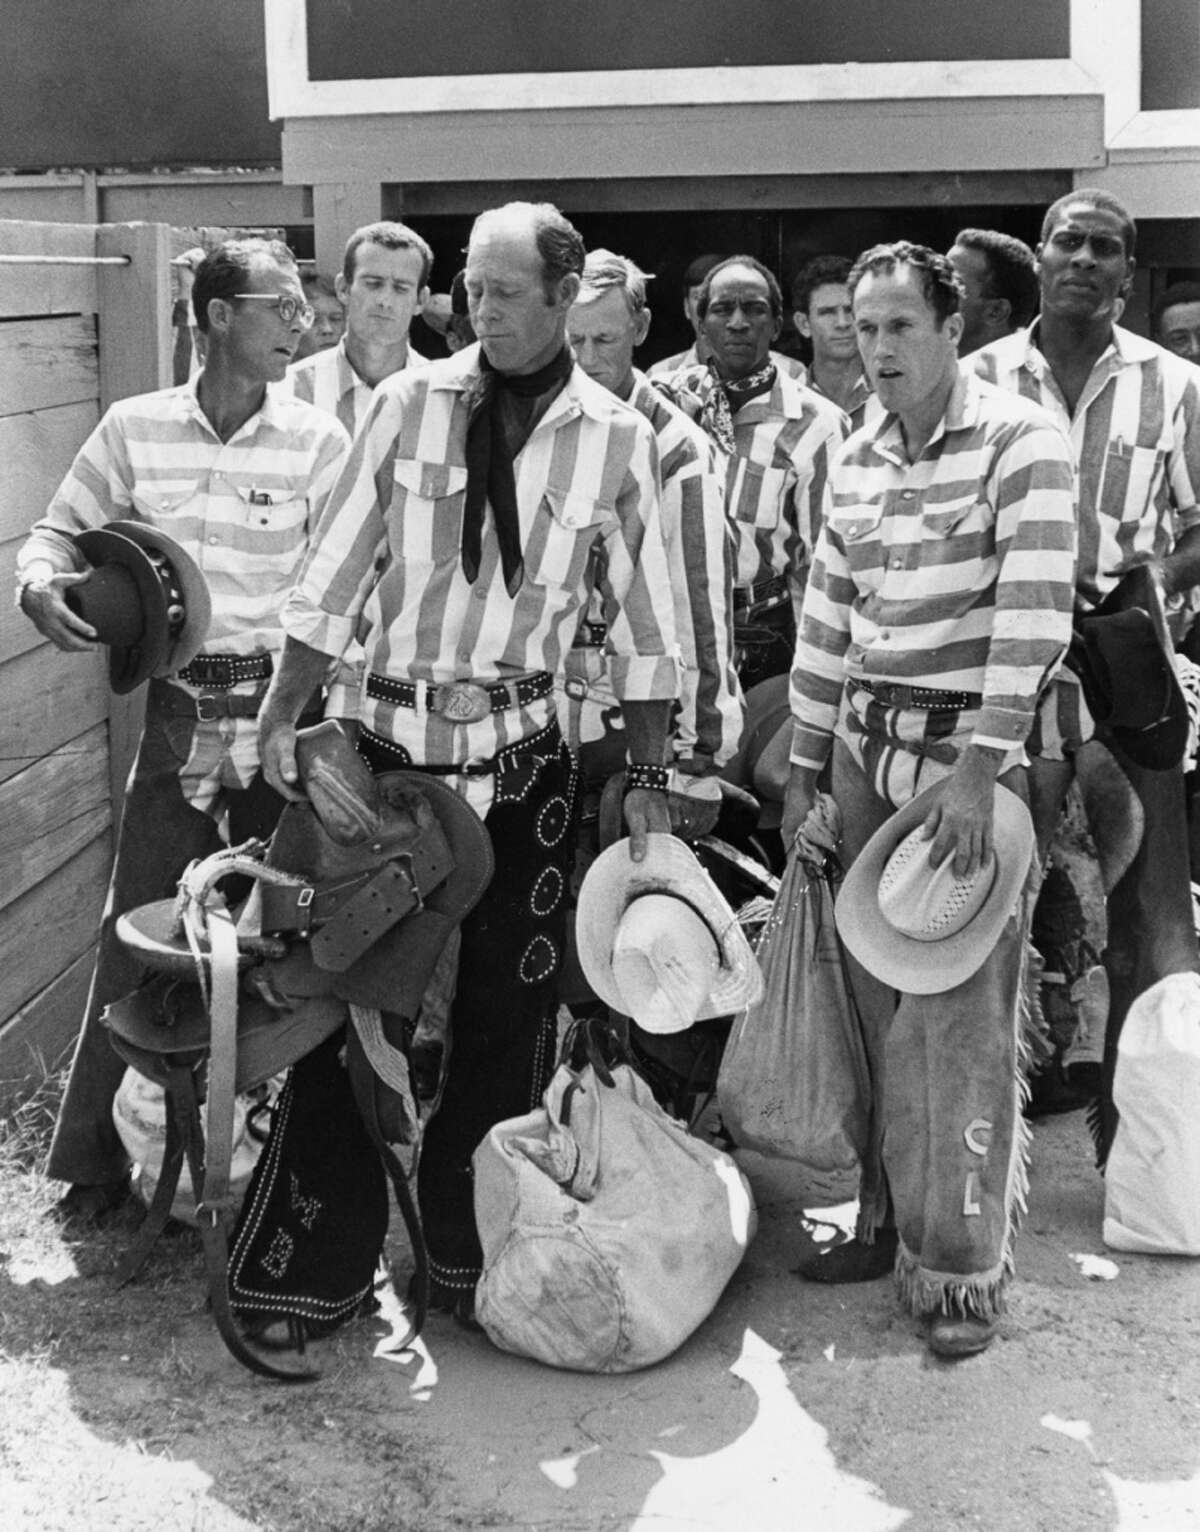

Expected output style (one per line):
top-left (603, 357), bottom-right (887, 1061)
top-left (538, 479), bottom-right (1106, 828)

top-left (658, 363), bottom-right (847, 604)
top-left (972, 323), bottom-right (1200, 610)
top-left (789, 369), bottom-right (1077, 767)
top-left (19, 377), bottom-right (350, 666)
top-left (558, 371), bottom-right (742, 769)
top-left (283, 337), bottom-right (427, 440)
top-left (283, 346), bottom-right (678, 804)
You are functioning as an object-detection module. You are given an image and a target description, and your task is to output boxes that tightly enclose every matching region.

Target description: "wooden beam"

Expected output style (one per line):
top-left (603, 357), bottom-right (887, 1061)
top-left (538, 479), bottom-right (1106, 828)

top-left (0, 721), bottom-right (112, 914)
top-left (0, 220), bottom-right (99, 318)
top-left (0, 316), bottom-right (98, 419)
top-left (0, 949), bottom-right (95, 1110)
top-left (96, 222), bottom-right (172, 411)
top-left (0, 832), bottom-right (111, 1025)
top-left (312, 182), bottom-right (383, 275)
top-left (0, 402), bottom-right (101, 544)
top-left (0, 643), bottom-right (109, 788)
top-left (398, 169), bottom-right (1074, 218)
top-left (283, 95), bottom-right (1104, 187)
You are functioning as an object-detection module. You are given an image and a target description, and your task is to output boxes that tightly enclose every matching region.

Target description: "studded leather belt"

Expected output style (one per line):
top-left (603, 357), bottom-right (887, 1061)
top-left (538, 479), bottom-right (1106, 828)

top-left (852, 678), bottom-right (982, 711)
top-left (366, 670), bottom-right (553, 725)
top-left (570, 619), bottom-right (608, 650)
top-left (177, 653), bottom-right (273, 689)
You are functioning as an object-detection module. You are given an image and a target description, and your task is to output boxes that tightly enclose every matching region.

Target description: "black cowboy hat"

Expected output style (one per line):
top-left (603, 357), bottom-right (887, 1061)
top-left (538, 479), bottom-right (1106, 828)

top-left (1067, 563), bottom-right (1188, 770)
top-left (67, 520), bottom-right (211, 693)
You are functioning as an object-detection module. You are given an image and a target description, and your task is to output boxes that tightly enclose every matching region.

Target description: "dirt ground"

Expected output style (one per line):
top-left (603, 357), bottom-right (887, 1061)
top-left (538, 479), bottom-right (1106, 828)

top-left (2, 1101), bottom-right (1199, 1532)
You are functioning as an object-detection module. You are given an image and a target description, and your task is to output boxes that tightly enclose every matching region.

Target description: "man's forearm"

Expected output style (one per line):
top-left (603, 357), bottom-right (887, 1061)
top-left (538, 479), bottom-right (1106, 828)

top-left (260, 636), bottom-right (334, 729)
top-left (620, 699), bottom-right (673, 764)
top-left (1162, 524), bottom-right (1200, 599)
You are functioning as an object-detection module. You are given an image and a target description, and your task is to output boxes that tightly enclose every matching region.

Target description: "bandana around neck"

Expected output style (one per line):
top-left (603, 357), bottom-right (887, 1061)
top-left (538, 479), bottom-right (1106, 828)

top-left (462, 346), bottom-right (574, 594)
top-left (697, 359), bottom-right (777, 455)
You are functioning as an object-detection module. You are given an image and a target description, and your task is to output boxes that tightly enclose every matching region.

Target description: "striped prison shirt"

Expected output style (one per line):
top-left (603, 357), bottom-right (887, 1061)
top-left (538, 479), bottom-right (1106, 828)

top-left (658, 362), bottom-right (847, 610)
top-left (972, 324), bottom-right (1200, 612)
top-left (283, 338), bottom-right (428, 441)
top-left (557, 370), bottom-right (742, 770)
top-left (283, 346), bottom-right (679, 809)
top-left (789, 369), bottom-right (1077, 768)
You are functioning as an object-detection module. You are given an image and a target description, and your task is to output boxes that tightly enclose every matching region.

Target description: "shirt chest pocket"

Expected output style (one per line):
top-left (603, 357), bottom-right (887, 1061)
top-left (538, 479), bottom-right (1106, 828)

top-left (130, 484), bottom-right (201, 523)
top-left (532, 487), bottom-right (609, 591)
top-left (1100, 440), bottom-right (1169, 522)
top-left (230, 483), bottom-right (308, 532)
top-left (391, 459), bottom-right (467, 566)
top-left (921, 497), bottom-right (988, 539)
top-left (729, 458), bottom-right (794, 530)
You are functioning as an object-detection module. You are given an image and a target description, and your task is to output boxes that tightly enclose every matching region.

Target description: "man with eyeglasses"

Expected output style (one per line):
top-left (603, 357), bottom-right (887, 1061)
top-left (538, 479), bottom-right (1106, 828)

top-left (657, 254), bottom-right (846, 691)
top-left (18, 237), bottom-right (350, 1223)
top-left (286, 220), bottom-right (432, 440)
top-left (973, 189), bottom-right (1200, 1158)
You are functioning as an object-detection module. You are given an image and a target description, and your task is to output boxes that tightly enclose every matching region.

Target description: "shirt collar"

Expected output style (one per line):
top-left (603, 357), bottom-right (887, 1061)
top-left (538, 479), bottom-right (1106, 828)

top-left (187, 372), bottom-right (285, 436)
top-left (430, 342), bottom-right (613, 423)
top-left (869, 367), bottom-right (977, 464)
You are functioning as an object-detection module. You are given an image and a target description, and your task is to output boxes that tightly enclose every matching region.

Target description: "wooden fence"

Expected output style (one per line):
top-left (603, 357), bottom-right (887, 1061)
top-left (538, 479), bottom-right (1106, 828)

top-left (0, 219), bottom-right (171, 1105)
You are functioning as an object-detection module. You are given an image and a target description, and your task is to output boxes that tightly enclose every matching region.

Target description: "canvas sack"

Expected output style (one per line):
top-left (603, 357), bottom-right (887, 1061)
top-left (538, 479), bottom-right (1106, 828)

top-left (717, 855), bottom-right (869, 1205)
top-left (1104, 971), bottom-right (1200, 1256)
top-left (474, 1060), bottom-right (757, 1372)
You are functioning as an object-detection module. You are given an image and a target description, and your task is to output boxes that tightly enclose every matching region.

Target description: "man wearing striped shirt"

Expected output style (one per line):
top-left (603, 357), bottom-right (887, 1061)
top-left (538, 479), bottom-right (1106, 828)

top-left (258, 202), bottom-right (678, 1319)
top-left (782, 242), bottom-right (1076, 1356)
top-left (562, 248), bottom-right (741, 799)
top-left (791, 254), bottom-right (883, 433)
top-left (657, 255), bottom-right (846, 691)
top-left (972, 188), bottom-right (1200, 1155)
top-left (285, 220), bottom-right (431, 441)
top-left (17, 238), bottom-right (349, 1219)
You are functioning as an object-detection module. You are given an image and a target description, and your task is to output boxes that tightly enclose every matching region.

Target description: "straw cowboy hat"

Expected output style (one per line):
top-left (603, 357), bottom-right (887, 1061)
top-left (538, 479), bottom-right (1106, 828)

top-left (67, 520), bottom-right (211, 693)
top-left (575, 833), bottom-right (763, 1033)
top-left (835, 781), bottom-right (1035, 995)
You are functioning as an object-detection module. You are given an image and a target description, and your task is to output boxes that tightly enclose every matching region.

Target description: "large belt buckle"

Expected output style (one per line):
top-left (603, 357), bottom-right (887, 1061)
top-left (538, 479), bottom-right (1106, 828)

top-left (195, 692), bottom-right (221, 722)
top-left (431, 680), bottom-right (492, 724)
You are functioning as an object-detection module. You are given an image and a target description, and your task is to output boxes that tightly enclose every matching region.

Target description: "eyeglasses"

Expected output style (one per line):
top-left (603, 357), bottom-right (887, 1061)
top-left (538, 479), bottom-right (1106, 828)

top-left (230, 294), bottom-right (315, 329)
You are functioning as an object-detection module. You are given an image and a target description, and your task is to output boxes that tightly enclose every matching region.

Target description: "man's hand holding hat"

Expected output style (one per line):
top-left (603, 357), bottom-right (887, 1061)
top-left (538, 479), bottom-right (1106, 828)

top-left (920, 743), bottom-right (1007, 881)
top-left (19, 564), bottom-right (98, 651)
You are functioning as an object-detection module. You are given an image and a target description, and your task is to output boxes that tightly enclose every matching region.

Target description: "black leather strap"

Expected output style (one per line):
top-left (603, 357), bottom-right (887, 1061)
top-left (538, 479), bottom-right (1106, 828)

top-left (178, 653), bottom-right (273, 689)
top-left (852, 678), bottom-right (983, 711)
top-left (366, 670), bottom-right (553, 713)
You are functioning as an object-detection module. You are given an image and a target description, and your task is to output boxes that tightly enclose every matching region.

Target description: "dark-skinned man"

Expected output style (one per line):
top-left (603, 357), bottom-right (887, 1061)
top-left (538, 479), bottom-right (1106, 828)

top-left (257, 201), bottom-right (678, 1321)
top-left (973, 189), bottom-right (1200, 1156)
top-left (782, 242), bottom-right (1075, 1357)
top-left (658, 254), bottom-right (847, 692)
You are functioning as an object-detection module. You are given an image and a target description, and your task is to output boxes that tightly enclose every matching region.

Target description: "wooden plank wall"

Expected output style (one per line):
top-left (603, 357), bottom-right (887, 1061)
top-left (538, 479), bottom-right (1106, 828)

top-left (0, 219), bottom-right (170, 1105)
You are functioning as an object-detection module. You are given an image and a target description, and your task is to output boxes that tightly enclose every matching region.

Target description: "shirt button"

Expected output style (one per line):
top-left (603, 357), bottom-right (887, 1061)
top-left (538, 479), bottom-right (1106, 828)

top-left (879, 631), bottom-right (891, 640)
top-left (901, 490), bottom-right (916, 500)
top-left (208, 534), bottom-right (220, 545)
top-left (474, 588), bottom-right (487, 602)
top-left (891, 557), bottom-right (904, 570)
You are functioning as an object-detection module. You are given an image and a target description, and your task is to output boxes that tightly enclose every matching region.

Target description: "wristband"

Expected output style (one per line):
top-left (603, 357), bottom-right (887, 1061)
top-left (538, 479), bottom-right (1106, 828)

top-left (624, 761), bottom-right (670, 794)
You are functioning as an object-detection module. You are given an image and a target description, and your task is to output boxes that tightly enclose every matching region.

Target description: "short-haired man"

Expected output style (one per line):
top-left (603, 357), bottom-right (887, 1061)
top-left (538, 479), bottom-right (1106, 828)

top-left (791, 254), bottom-right (882, 431)
top-left (948, 228), bottom-right (1040, 355)
top-left (258, 202), bottom-right (678, 1320)
top-left (563, 249), bottom-right (741, 788)
top-left (1153, 280), bottom-right (1200, 364)
top-left (291, 271), bottom-right (345, 363)
top-left (973, 188), bottom-right (1200, 1154)
top-left (18, 238), bottom-right (350, 1220)
top-left (782, 242), bottom-right (1076, 1356)
top-left (287, 220), bottom-right (432, 438)
top-left (659, 254), bottom-right (847, 690)
top-left (648, 251), bottom-right (807, 383)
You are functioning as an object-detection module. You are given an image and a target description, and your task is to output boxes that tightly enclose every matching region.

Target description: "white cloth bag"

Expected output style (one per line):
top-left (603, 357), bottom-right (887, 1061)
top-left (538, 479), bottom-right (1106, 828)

top-left (1103, 972), bottom-right (1200, 1256)
top-left (474, 1062), bottom-right (757, 1372)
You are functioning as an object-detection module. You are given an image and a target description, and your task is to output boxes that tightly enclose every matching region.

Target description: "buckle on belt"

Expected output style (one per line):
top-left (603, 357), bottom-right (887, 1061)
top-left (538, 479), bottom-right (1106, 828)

top-left (564, 676), bottom-right (589, 701)
top-left (195, 692), bottom-right (221, 722)
top-left (430, 681), bottom-right (493, 724)
top-left (460, 757), bottom-right (494, 777)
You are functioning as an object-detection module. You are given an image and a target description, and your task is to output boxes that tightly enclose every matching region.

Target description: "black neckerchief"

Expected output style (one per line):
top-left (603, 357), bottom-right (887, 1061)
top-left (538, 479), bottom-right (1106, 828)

top-left (462, 347), bottom-right (574, 595)
top-left (697, 359), bottom-right (777, 454)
